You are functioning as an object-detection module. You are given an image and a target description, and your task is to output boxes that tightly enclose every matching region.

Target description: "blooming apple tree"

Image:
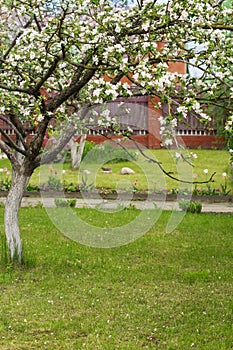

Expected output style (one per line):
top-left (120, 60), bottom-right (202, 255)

top-left (0, 0), bottom-right (232, 262)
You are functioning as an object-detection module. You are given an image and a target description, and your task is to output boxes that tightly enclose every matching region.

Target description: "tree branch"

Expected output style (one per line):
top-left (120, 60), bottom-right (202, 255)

top-left (0, 140), bottom-right (20, 171)
top-left (126, 135), bottom-right (216, 184)
top-left (0, 115), bottom-right (28, 150)
top-left (3, 18), bottom-right (33, 60)
top-left (0, 128), bottom-right (28, 156)
top-left (32, 56), bottom-right (61, 93)
top-left (9, 112), bottom-right (26, 137)
top-left (33, 14), bottom-right (42, 32)
top-left (27, 115), bottom-right (51, 160)
top-left (0, 83), bottom-right (31, 95)
top-left (200, 23), bottom-right (233, 32)
top-left (46, 68), bottom-right (96, 112)
top-left (110, 72), bottom-right (125, 85)
top-left (35, 121), bottom-right (77, 166)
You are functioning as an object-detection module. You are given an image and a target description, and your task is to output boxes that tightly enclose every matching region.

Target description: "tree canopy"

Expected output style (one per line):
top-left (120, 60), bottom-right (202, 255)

top-left (0, 0), bottom-right (232, 160)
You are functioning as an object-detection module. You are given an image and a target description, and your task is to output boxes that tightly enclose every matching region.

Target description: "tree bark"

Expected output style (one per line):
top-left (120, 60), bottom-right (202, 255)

top-left (71, 134), bottom-right (86, 169)
top-left (4, 172), bottom-right (30, 263)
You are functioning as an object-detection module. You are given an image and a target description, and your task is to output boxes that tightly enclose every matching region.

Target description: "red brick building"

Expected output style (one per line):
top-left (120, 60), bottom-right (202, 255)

top-left (0, 52), bottom-right (226, 149)
top-left (85, 55), bottom-right (226, 149)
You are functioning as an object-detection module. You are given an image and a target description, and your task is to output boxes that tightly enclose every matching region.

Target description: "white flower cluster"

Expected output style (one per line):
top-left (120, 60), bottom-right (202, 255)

top-left (158, 116), bottom-right (177, 147)
top-left (88, 79), bottom-right (118, 104)
top-left (184, 99), bottom-right (211, 122)
top-left (177, 106), bottom-right (188, 118)
top-left (225, 115), bottom-right (233, 132)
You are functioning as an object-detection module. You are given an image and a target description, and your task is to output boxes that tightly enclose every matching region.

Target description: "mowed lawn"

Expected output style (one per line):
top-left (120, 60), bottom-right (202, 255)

top-left (0, 207), bottom-right (232, 349)
top-left (34, 148), bottom-right (232, 193)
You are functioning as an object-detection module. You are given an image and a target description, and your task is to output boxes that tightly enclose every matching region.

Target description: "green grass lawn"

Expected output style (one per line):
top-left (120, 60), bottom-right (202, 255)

top-left (0, 208), bottom-right (232, 349)
top-left (35, 149), bottom-right (232, 194)
top-left (0, 149), bottom-right (232, 194)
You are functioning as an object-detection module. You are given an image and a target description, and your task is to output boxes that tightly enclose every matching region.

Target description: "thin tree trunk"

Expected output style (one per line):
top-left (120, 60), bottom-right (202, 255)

top-left (71, 134), bottom-right (86, 169)
top-left (4, 172), bottom-right (29, 263)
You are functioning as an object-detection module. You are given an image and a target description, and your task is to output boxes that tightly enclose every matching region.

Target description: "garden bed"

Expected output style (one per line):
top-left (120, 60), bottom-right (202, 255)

top-left (0, 190), bottom-right (232, 202)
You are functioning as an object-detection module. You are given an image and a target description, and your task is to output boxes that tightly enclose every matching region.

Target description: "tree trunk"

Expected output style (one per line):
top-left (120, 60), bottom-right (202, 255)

top-left (4, 172), bottom-right (30, 263)
top-left (71, 134), bottom-right (87, 169)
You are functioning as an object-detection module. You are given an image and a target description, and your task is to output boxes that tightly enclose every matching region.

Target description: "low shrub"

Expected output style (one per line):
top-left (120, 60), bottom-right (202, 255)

top-left (0, 177), bottom-right (11, 191)
top-left (67, 199), bottom-right (77, 207)
top-left (179, 200), bottom-right (202, 213)
top-left (54, 198), bottom-right (77, 208)
top-left (40, 175), bottom-right (63, 192)
top-left (81, 141), bottom-right (138, 164)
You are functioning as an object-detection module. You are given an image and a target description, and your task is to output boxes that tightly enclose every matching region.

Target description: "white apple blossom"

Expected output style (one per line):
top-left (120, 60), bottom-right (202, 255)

top-left (164, 138), bottom-right (173, 147)
top-left (37, 115), bottom-right (44, 122)
top-left (177, 106), bottom-right (188, 118)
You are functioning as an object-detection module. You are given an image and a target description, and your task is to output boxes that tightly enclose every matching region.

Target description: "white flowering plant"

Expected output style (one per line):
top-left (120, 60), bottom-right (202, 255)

top-left (0, 0), bottom-right (232, 262)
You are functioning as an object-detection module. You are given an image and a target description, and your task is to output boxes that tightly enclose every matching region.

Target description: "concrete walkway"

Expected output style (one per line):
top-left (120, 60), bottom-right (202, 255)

top-left (0, 197), bottom-right (231, 213)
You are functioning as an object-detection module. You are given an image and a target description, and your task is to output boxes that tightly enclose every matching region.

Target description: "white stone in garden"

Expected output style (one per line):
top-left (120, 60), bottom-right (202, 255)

top-left (120, 167), bottom-right (135, 175)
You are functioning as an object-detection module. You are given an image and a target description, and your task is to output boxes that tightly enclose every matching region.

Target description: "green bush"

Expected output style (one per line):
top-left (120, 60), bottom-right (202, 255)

top-left (54, 198), bottom-right (77, 208)
top-left (67, 199), bottom-right (77, 207)
top-left (47, 175), bottom-right (63, 191)
top-left (179, 200), bottom-right (202, 213)
top-left (81, 141), bottom-right (138, 164)
top-left (82, 141), bottom-right (96, 160)
top-left (54, 198), bottom-right (68, 207)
